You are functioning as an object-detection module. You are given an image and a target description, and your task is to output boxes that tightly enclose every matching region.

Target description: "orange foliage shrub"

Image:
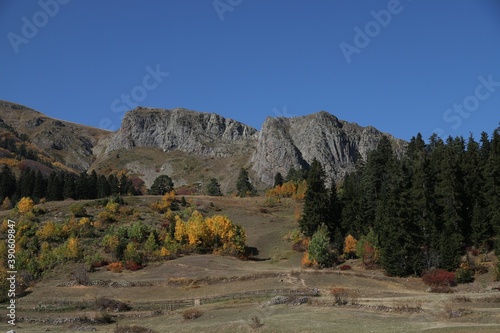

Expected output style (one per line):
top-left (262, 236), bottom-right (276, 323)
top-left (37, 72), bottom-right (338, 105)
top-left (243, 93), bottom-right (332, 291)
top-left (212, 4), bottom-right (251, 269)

top-left (266, 180), bottom-right (307, 201)
top-left (344, 235), bottom-right (358, 257)
top-left (301, 251), bottom-right (316, 268)
top-left (106, 261), bottom-right (124, 273)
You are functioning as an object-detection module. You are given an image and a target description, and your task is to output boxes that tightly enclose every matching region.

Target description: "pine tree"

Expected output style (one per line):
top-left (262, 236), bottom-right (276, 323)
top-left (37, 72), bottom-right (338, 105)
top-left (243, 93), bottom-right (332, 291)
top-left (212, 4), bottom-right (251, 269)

top-left (360, 136), bottom-right (394, 229)
top-left (63, 173), bottom-right (76, 200)
top-left (299, 159), bottom-right (329, 237)
top-left (377, 161), bottom-right (423, 276)
top-left (327, 179), bottom-right (343, 249)
top-left (0, 165), bottom-right (16, 202)
top-left (486, 127), bottom-right (500, 243)
top-left (236, 168), bottom-right (256, 197)
top-left (97, 175), bottom-right (111, 198)
top-left (434, 138), bottom-right (465, 270)
top-left (206, 178), bottom-right (222, 196)
top-left (108, 174), bottom-right (120, 195)
top-left (273, 172), bottom-right (284, 187)
top-left (33, 170), bottom-right (46, 201)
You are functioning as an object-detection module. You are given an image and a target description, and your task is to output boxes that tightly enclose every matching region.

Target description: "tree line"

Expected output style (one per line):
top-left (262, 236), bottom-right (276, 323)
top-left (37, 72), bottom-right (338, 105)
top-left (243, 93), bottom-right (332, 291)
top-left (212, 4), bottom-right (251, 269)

top-left (0, 167), bottom-right (140, 206)
top-left (297, 127), bottom-right (500, 276)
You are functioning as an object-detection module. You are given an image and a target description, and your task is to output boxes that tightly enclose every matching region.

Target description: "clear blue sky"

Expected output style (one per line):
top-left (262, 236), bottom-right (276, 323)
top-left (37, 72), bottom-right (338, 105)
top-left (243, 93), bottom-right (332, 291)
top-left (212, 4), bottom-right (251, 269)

top-left (1, 0), bottom-right (499, 141)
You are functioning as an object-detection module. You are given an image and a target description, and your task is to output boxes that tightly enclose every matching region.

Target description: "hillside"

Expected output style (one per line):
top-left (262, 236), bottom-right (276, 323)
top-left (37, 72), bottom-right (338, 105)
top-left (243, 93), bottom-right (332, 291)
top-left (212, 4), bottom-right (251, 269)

top-left (0, 101), bottom-right (109, 172)
top-left (1, 195), bottom-right (500, 333)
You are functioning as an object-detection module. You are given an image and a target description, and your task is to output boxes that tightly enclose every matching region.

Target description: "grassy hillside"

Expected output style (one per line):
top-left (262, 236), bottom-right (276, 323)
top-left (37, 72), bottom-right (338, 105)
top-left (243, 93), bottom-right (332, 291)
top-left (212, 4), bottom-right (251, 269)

top-left (1, 196), bottom-right (500, 332)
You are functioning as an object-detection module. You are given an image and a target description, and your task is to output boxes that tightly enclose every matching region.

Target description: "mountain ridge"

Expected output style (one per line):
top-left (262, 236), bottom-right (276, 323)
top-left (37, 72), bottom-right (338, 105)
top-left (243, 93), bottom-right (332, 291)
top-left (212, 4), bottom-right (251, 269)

top-left (0, 100), bottom-right (406, 190)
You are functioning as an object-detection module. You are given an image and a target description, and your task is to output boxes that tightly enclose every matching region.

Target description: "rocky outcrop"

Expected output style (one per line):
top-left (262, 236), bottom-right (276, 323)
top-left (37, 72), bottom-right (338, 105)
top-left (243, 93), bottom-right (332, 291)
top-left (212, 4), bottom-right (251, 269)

top-left (94, 107), bottom-right (257, 157)
top-left (252, 111), bottom-right (406, 185)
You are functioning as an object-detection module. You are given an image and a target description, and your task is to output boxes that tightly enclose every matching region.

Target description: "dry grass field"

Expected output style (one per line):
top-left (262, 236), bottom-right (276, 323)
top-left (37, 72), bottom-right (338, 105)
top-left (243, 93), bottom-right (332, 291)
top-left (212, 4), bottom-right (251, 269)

top-left (2, 195), bottom-right (500, 332)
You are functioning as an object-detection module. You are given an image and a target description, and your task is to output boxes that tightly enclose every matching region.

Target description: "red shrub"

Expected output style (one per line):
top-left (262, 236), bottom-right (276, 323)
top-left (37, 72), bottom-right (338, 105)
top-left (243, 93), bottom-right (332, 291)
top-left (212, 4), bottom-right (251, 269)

top-left (339, 264), bottom-right (352, 271)
top-left (422, 269), bottom-right (456, 287)
top-left (125, 260), bottom-right (143, 271)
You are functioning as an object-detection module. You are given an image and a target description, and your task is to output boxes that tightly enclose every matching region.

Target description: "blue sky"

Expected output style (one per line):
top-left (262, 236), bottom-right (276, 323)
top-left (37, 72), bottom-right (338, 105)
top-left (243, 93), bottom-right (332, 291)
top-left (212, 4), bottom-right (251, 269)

top-left (1, 0), bottom-right (499, 141)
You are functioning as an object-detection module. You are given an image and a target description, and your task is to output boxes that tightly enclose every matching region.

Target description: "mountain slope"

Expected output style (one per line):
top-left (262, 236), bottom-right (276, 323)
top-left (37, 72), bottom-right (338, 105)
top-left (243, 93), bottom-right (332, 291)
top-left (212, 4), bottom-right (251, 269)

top-left (0, 100), bottom-right (109, 171)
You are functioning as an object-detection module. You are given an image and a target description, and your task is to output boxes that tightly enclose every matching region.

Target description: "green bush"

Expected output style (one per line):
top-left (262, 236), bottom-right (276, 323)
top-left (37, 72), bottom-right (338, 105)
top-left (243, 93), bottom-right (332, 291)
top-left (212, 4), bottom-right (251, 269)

top-left (69, 203), bottom-right (87, 217)
top-left (455, 267), bottom-right (474, 284)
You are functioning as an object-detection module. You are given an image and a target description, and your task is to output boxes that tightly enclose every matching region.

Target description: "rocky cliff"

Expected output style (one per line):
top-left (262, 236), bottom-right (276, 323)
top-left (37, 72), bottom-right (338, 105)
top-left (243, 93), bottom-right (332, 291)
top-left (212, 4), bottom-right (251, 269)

top-left (94, 107), bottom-right (258, 158)
top-left (251, 111), bottom-right (406, 185)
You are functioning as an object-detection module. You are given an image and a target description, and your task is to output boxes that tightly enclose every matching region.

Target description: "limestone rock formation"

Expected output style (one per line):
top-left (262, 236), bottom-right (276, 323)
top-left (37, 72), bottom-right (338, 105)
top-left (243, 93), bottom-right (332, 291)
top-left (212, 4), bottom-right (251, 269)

top-left (251, 111), bottom-right (406, 185)
top-left (94, 107), bottom-right (257, 158)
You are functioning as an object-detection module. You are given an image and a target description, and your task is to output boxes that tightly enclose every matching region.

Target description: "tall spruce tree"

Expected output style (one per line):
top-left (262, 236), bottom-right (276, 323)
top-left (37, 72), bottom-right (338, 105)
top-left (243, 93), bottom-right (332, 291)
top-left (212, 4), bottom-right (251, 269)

top-left (236, 168), bottom-right (256, 197)
top-left (327, 179), bottom-right (343, 250)
top-left (299, 159), bottom-right (329, 237)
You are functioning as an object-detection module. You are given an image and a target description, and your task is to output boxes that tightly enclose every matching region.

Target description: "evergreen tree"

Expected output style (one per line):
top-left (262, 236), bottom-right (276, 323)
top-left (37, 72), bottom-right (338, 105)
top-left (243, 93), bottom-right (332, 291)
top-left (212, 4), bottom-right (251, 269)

top-left (327, 179), bottom-right (343, 250)
top-left (63, 173), bottom-right (76, 200)
top-left (273, 172), bottom-right (284, 187)
top-left (149, 175), bottom-right (174, 195)
top-left (236, 168), bottom-right (256, 197)
top-left (340, 169), bottom-right (364, 237)
top-left (47, 172), bottom-right (64, 201)
top-left (206, 178), bottom-right (222, 196)
top-left (108, 174), bottom-right (120, 195)
top-left (88, 170), bottom-right (98, 199)
top-left (119, 174), bottom-right (133, 195)
top-left (32, 170), bottom-right (46, 201)
top-left (0, 165), bottom-right (16, 202)
top-left (486, 127), bottom-right (500, 242)
top-left (377, 161), bottom-right (423, 276)
top-left (299, 159), bottom-right (329, 237)
top-left (97, 175), bottom-right (111, 198)
top-left (360, 136), bottom-right (394, 229)
top-left (434, 138), bottom-right (465, 270)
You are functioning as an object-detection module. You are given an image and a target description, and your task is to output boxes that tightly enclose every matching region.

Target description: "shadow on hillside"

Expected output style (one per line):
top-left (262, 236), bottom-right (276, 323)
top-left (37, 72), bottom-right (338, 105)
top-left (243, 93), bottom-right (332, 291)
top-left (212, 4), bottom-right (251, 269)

top-left (245, 246), bottom-right (270, 261)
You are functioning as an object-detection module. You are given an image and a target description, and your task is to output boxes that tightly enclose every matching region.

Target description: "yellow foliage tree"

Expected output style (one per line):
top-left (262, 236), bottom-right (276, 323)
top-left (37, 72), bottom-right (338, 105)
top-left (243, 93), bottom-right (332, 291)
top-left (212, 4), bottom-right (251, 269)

top-left (102, 234), bottom-right (120, 253)
top-left (186, 211), bottom-right (209, 246)
top-left (344, 234), bottom-right (358, 258)
top-left (36, 221), bottom-right (58, 241)
top-left (17, 197), bottom-right (34, 214)
top-left (152, 191), bottom-right (176, 213)
top-left (66, 237), bottom-right (80, 260)
top-left (174, 216), bottom-right (188, 244)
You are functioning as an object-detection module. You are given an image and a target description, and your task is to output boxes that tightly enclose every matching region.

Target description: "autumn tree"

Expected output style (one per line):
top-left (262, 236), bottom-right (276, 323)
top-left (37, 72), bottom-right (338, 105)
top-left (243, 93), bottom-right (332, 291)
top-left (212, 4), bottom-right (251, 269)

top-left (308, 224), bottom-right (332, 266)
top-left (16, 197), bottom-right (34, 214)
top-left (343, 234), bottom-right (358, 258)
